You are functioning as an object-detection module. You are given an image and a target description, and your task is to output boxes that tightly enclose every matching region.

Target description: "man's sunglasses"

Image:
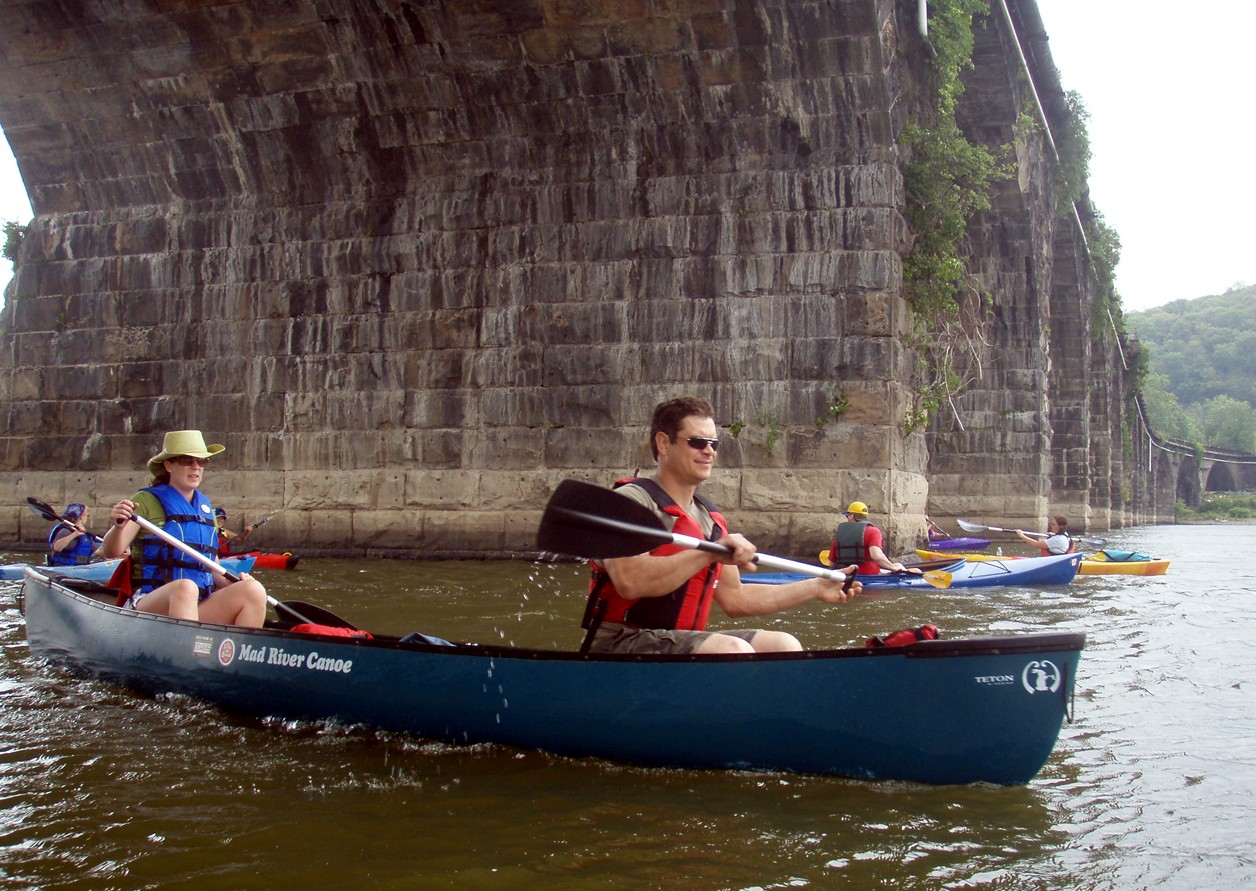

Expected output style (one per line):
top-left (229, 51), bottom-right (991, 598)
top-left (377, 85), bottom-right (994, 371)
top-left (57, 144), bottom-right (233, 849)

top-left (679, 436), bottom-right (720, 452)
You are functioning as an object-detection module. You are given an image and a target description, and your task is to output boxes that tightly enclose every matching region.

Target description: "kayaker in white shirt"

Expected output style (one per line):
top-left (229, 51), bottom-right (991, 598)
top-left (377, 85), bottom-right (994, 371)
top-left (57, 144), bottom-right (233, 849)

top-left (1017, 516), bottom-right (1074, 555)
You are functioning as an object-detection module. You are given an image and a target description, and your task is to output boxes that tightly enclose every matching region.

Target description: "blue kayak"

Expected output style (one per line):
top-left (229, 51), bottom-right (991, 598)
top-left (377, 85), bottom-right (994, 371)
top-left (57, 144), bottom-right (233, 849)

top-left (750, 552), bottom-right (1082, 589)
top-left (0, 554), bottom-right (258, 582)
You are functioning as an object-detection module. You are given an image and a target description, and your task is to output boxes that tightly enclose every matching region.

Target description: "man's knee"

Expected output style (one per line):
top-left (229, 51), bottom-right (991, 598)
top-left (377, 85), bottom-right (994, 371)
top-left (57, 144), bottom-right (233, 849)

top-left (697, 633), bottom-right (757, 655)
top-left (749, 630), bottom-right (803, 652)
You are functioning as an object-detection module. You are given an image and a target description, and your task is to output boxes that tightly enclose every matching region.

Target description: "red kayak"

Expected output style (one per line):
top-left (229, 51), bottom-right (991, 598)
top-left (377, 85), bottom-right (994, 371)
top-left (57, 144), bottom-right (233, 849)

top-left (238, 551), bottom-right (300, 570)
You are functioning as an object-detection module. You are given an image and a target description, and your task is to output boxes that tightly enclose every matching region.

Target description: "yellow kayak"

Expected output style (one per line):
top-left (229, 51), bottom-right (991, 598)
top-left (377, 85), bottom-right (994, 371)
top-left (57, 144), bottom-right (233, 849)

top-left (915, 549), bottom-right (1170, 576)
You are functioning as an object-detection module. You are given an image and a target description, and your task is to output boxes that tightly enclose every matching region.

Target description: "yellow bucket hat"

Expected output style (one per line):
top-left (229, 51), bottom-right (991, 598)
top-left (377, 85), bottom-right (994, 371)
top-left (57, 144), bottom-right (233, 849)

top-left (147, 430), bottom-right (225, 476)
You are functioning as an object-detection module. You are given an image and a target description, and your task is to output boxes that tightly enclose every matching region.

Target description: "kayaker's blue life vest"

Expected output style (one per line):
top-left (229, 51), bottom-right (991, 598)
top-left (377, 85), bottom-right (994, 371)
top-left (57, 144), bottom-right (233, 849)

top-left (132, 485), bottom-right (217, 600)
top-left (585, 478), bottom-right (729, 632)
top-left (47, 523), bottom-right (96, 565)
top-left (834, 520), bottom-right (878, 574)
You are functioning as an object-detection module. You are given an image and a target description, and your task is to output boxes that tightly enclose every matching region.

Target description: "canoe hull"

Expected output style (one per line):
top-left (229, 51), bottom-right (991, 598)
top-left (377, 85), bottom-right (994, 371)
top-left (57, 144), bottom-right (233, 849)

top-left (19, 569), bottom-right (1084, 786)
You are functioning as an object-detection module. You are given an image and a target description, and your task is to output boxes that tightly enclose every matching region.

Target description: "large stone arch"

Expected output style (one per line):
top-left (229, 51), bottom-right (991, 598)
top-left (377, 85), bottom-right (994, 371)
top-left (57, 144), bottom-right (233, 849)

top-left (1205, 462), bottom-right (1237, 493)
top-left (1175, 456), bottom-right (1202, 509)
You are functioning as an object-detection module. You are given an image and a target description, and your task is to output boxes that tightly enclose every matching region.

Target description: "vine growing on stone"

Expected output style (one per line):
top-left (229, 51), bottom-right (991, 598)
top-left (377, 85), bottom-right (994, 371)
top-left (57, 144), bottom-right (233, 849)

top-left (2, 221), bottom-right (25, 265)
top-left (899, 0), bottom-right (1006, 432)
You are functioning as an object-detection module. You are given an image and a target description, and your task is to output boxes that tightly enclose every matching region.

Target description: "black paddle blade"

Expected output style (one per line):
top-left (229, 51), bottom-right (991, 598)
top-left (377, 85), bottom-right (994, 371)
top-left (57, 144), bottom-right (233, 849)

top-left (27, 497), bottom-right (62, 522)
top-left (537, 480), bottom-right (671, 560)
top-left (274, 600), bottom-right (358, 630)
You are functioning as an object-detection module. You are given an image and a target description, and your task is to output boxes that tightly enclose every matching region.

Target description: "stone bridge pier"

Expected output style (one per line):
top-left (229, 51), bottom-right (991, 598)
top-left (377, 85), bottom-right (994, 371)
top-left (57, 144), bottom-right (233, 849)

top-left (0, 0), bottom-right (1152, 556)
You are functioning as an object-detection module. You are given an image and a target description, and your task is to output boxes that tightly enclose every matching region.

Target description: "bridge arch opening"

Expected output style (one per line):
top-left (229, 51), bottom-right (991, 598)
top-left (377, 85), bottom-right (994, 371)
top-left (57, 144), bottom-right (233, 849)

top-left (1176, 457), bottom-right (1202, 508)
top-left (1206, 462), bottom-right (1237, 492)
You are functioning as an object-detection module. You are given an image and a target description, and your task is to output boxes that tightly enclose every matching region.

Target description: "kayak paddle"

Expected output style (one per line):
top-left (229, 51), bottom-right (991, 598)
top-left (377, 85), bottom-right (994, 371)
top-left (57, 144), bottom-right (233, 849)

top-left (818, 549), bottom-right (959, 574)
top-left (957, 518), bottom-right (1108, 548)
top-left (27, 497), bottom-right (354, 629)
top-left (537, 480), bottom-right (952, 589)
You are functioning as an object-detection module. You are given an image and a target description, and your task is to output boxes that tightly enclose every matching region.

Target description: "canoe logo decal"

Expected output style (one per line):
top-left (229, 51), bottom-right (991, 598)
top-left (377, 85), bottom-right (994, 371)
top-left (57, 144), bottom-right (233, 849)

top-left (193, 635), bottom-right (214, 658)
top-left (1021, 659), bottom-right (1062, 694)
top-left (217, 639), bottom-right (236, 666)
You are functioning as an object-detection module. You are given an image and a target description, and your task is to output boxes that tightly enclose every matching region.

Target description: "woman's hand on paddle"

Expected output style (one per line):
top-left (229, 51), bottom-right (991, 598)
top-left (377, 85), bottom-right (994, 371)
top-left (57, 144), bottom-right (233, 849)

top-left (109, 499), bottom-right (136, 526)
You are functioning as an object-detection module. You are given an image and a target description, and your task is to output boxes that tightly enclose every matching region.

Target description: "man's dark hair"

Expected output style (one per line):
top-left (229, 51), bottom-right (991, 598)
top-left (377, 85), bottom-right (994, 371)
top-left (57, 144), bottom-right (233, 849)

top-left (1053, 515), bottom-right (1069, 531)
top-left (650, 396), bottom-right (715, 459)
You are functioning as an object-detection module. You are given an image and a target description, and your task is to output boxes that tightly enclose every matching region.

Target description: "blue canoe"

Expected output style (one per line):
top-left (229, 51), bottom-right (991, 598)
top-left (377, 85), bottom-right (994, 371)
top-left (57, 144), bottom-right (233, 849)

top-left (0, 554), bottom-right (257, 582)
top-left (19, 568), bottom-right (1085, 786)
top-left (754, 552), bottom-right (1082, 589)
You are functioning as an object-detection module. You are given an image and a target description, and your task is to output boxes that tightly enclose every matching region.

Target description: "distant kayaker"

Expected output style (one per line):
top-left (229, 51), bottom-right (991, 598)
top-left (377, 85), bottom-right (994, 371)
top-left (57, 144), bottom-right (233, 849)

top-left (47, 502), bottom-right (102, 566)
top-left (582, 395), bottom-right (862, 656)
top-left (1017, 516), bottom-right (1074, 555)
top-left (214, 507), bottom-right (255, 557)
top-left (99, 429), bottom-right (268, 627)
top-left (832, 502), bottom-right (919, 575)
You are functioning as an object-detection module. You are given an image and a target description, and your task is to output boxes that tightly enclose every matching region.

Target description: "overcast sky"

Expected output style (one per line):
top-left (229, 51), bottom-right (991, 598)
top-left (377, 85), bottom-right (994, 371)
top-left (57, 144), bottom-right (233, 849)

top-left (1, 1), bottom-right (1251, 312)
top-left (1034, 0), bottom-right (1256, 311)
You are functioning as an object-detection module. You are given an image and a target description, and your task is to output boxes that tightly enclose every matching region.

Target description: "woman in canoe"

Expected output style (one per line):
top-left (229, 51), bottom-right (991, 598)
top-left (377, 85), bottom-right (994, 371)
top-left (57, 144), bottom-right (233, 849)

top-left (99, 430), bottom-right (268, 627)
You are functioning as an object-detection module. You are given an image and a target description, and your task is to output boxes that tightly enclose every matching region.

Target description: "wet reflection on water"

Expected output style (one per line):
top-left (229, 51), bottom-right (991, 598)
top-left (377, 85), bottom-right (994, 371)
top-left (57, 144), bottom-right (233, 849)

top-left (3, 525), bottom-right (1255, 889)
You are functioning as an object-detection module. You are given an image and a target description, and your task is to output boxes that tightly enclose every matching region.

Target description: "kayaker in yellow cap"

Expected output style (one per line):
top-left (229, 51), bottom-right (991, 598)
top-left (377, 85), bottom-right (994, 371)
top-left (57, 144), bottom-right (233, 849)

top-left (831, 500), bottom-right (919, 576)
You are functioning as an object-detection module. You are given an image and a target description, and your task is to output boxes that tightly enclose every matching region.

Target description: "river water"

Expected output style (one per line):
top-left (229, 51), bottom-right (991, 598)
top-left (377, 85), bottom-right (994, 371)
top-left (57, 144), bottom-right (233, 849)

top-left (1, 524), bottom-right (1253, 890)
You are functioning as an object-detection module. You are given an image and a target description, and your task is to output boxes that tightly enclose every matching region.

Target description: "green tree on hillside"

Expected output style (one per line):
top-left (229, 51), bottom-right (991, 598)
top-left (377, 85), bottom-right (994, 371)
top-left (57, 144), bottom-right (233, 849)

top-left (1128, 286), bottom-right (1256, 451)
top-left (1141, 371), bottom-right (1197, 441)
top-left (1194, 395), bottom-right (1256, 453)
top-left (1129, 287), bottom-right (1256, 409)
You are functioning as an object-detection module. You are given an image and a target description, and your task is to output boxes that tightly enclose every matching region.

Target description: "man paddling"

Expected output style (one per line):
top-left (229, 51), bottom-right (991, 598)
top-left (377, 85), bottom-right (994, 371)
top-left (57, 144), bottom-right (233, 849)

top-left (582, 396), bottom-right (861, 655)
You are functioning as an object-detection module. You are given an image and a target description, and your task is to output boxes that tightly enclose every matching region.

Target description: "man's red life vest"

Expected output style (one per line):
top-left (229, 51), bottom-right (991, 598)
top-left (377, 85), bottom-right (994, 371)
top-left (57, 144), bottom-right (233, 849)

top-left (585, 478), bottom-right (729, 632)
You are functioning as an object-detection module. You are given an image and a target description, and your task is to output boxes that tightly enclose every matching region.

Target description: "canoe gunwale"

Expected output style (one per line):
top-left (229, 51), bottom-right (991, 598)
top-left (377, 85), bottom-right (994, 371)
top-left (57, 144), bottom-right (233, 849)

top-left (25, 567), bottom-right (1085, 665)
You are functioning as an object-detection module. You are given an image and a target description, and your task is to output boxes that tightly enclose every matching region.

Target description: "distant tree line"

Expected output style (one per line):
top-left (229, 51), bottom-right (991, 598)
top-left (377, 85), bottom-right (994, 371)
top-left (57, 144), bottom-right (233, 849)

top-left (1129, 286), bottom-right (1256, 453)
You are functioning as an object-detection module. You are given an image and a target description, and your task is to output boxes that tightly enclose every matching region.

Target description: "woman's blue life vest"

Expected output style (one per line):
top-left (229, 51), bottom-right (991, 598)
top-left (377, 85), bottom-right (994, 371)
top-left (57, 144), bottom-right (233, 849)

top-left (47, 523), bottom-right (97, 565)
top-left (131, 484), bottom-right (219, 600)
top-left (584, 478), bottom-right (729, 632)
top-left (833, 520), bottom-right (879, 575)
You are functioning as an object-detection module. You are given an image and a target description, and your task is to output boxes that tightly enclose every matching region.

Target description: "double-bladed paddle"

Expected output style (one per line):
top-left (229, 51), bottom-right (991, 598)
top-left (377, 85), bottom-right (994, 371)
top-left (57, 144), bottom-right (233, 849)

top-left (536, 480), bottom-right (953, 589)
top-left (27, 497), bottom-right (354, 629)
top-left (957, 518), bottom-right (1108, 549)
top-left (817, 549), bottom-right (959, 580)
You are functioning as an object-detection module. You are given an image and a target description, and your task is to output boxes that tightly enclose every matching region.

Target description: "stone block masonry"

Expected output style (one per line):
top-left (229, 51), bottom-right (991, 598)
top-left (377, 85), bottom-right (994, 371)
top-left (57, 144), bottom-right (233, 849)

top-left (0, 0), bottom-right (1143, 558)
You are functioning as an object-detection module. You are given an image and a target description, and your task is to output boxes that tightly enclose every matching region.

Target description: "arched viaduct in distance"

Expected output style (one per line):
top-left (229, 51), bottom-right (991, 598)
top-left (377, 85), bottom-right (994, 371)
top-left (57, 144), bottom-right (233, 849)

top-left (0, 0), bottom-right (1236, 556)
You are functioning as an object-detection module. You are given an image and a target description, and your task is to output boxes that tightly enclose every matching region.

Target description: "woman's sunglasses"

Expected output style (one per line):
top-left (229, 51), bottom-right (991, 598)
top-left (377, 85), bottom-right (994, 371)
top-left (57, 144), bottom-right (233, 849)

top-left (171, 456), bottom-right (209, 467)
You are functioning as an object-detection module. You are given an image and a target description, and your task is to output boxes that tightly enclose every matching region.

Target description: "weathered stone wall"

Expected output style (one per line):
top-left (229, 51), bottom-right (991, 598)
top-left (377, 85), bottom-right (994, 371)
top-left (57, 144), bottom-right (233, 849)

top-left (922, 0), bottom-right (1155, 536)
top-left (0, 0), bottom-right (943, 556)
